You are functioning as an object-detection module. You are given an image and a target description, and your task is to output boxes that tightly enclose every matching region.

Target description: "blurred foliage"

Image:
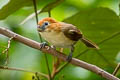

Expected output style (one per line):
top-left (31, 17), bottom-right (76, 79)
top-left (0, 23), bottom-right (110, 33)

top-left (0, 0), bottom-right (33, 20)
top-left (64, 7), bottom-right (120, 68)
top-left (0, 0), bottom-right (120, 80)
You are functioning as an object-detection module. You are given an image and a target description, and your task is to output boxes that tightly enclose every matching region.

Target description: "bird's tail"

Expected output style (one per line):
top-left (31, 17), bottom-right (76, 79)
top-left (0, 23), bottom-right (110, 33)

top-left (81, 37), bottom-right (99, 49)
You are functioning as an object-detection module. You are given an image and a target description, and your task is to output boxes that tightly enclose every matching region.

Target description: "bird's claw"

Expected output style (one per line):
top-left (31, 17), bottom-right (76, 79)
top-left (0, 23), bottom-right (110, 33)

top-left (40, 42), bottom-right (48, 49)
top-left (66, 53), bottom-right (72, 62)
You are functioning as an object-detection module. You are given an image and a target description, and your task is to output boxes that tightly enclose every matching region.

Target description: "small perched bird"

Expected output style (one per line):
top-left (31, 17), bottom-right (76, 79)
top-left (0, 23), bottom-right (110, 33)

top-left (37, 17), bottom-right (99, 61)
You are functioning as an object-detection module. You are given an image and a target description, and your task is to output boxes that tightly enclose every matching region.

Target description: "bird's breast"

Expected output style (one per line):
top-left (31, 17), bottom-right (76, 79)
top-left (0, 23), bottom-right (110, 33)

top-left (39, 30), bottom-right (76, 48)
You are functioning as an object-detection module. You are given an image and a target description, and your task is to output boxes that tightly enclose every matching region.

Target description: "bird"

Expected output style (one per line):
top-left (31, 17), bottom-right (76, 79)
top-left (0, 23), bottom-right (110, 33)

top-left (37, 17), bottom-right (99, 61)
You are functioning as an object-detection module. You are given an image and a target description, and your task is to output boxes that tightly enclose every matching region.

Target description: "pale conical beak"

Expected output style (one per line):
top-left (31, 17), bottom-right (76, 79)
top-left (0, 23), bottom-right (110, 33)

top-left (37, 25), bottom-right (43, 32)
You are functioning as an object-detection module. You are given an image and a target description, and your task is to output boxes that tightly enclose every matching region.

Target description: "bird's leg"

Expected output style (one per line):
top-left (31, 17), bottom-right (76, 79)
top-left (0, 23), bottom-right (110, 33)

top-left (40, 42), bottom-right (49, 49)
top-left (66, 45), bottom-right (74, 62)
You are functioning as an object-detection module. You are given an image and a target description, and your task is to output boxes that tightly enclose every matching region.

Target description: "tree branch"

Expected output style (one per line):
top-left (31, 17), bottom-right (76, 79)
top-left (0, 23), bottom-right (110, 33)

top-left (2, 36), bottom-right (15, 65)
top-left (113, 63), bottom-right (120, 76)
top-left (0, 27), bottom-right (119, 80)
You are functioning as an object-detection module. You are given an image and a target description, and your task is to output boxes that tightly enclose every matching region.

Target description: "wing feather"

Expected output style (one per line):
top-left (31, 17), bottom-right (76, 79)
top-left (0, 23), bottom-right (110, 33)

top-left (60, 23), bottom-right (83, 41)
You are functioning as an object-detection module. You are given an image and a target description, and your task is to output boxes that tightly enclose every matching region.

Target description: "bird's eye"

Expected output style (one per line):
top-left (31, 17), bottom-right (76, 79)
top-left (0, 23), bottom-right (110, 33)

top-left (44, 22), bottom-right (49, 26)
top-left (41, 21), bottom-right (49, 30)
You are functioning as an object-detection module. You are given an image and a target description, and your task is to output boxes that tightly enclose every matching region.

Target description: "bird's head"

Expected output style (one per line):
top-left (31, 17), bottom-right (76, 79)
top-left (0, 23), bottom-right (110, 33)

top-left (37, 17), bottom-right (58, 32)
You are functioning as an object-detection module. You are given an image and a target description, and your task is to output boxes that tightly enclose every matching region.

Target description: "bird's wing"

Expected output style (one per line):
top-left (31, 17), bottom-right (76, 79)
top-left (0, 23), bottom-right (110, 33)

top-left (60, 22), bottom-right (83, 41)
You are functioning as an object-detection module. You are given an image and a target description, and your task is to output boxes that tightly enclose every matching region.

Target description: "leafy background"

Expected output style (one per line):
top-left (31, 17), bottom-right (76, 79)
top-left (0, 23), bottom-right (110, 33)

top-left (0, 0), bottom-right (120, 80)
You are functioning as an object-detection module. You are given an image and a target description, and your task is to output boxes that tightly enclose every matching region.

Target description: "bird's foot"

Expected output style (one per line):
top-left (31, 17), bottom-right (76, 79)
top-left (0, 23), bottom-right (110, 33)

top-left (66, 53), bottom-right (72, 62)
top-left (40, 42), bottom-right (48, 49)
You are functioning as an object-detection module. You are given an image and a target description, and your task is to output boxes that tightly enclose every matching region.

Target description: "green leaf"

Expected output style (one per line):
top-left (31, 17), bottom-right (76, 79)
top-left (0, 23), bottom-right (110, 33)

top-left (63, 7), bottom-right (120, 68)
top-left (0, 0), bottom-right (33, 20)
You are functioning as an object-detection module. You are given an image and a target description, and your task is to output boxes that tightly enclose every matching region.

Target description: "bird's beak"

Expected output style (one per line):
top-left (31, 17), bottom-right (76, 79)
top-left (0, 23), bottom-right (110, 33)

top-left (37, 25), bottom-right (43, 32)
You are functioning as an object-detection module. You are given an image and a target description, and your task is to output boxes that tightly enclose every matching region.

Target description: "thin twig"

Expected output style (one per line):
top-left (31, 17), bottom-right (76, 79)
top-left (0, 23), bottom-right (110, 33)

top-left (51, 48), bottom-right (63, 78)
top-left (113, 63), bottom-right (120, 76)
top-left (0, 66), bottom-right (48, 79)
top-left (32, 0), bottom-right (38, 24)
top-left (0, 27), bottom-right (119, 80)
top-left (32, 0), bottom-right (51, 79)
top-left (2, 37), bottom-right (14, 53)
top-left (52, 62), bottom-right (68, 79)
top-left (2, 35), bottom-right (15, 65)
top-left (44, 54), bottom-right (52, 80)
top-left (48, 11), bottom-right (51, 17)
top-left (32, 0), bottom-right (42, 42)
top-left (20, 0), bottom-right (64, 25)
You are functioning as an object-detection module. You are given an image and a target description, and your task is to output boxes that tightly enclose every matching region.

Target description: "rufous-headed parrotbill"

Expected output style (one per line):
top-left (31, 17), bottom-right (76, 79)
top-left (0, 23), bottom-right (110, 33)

top-left (37, 17), bottom-right (99, 61)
